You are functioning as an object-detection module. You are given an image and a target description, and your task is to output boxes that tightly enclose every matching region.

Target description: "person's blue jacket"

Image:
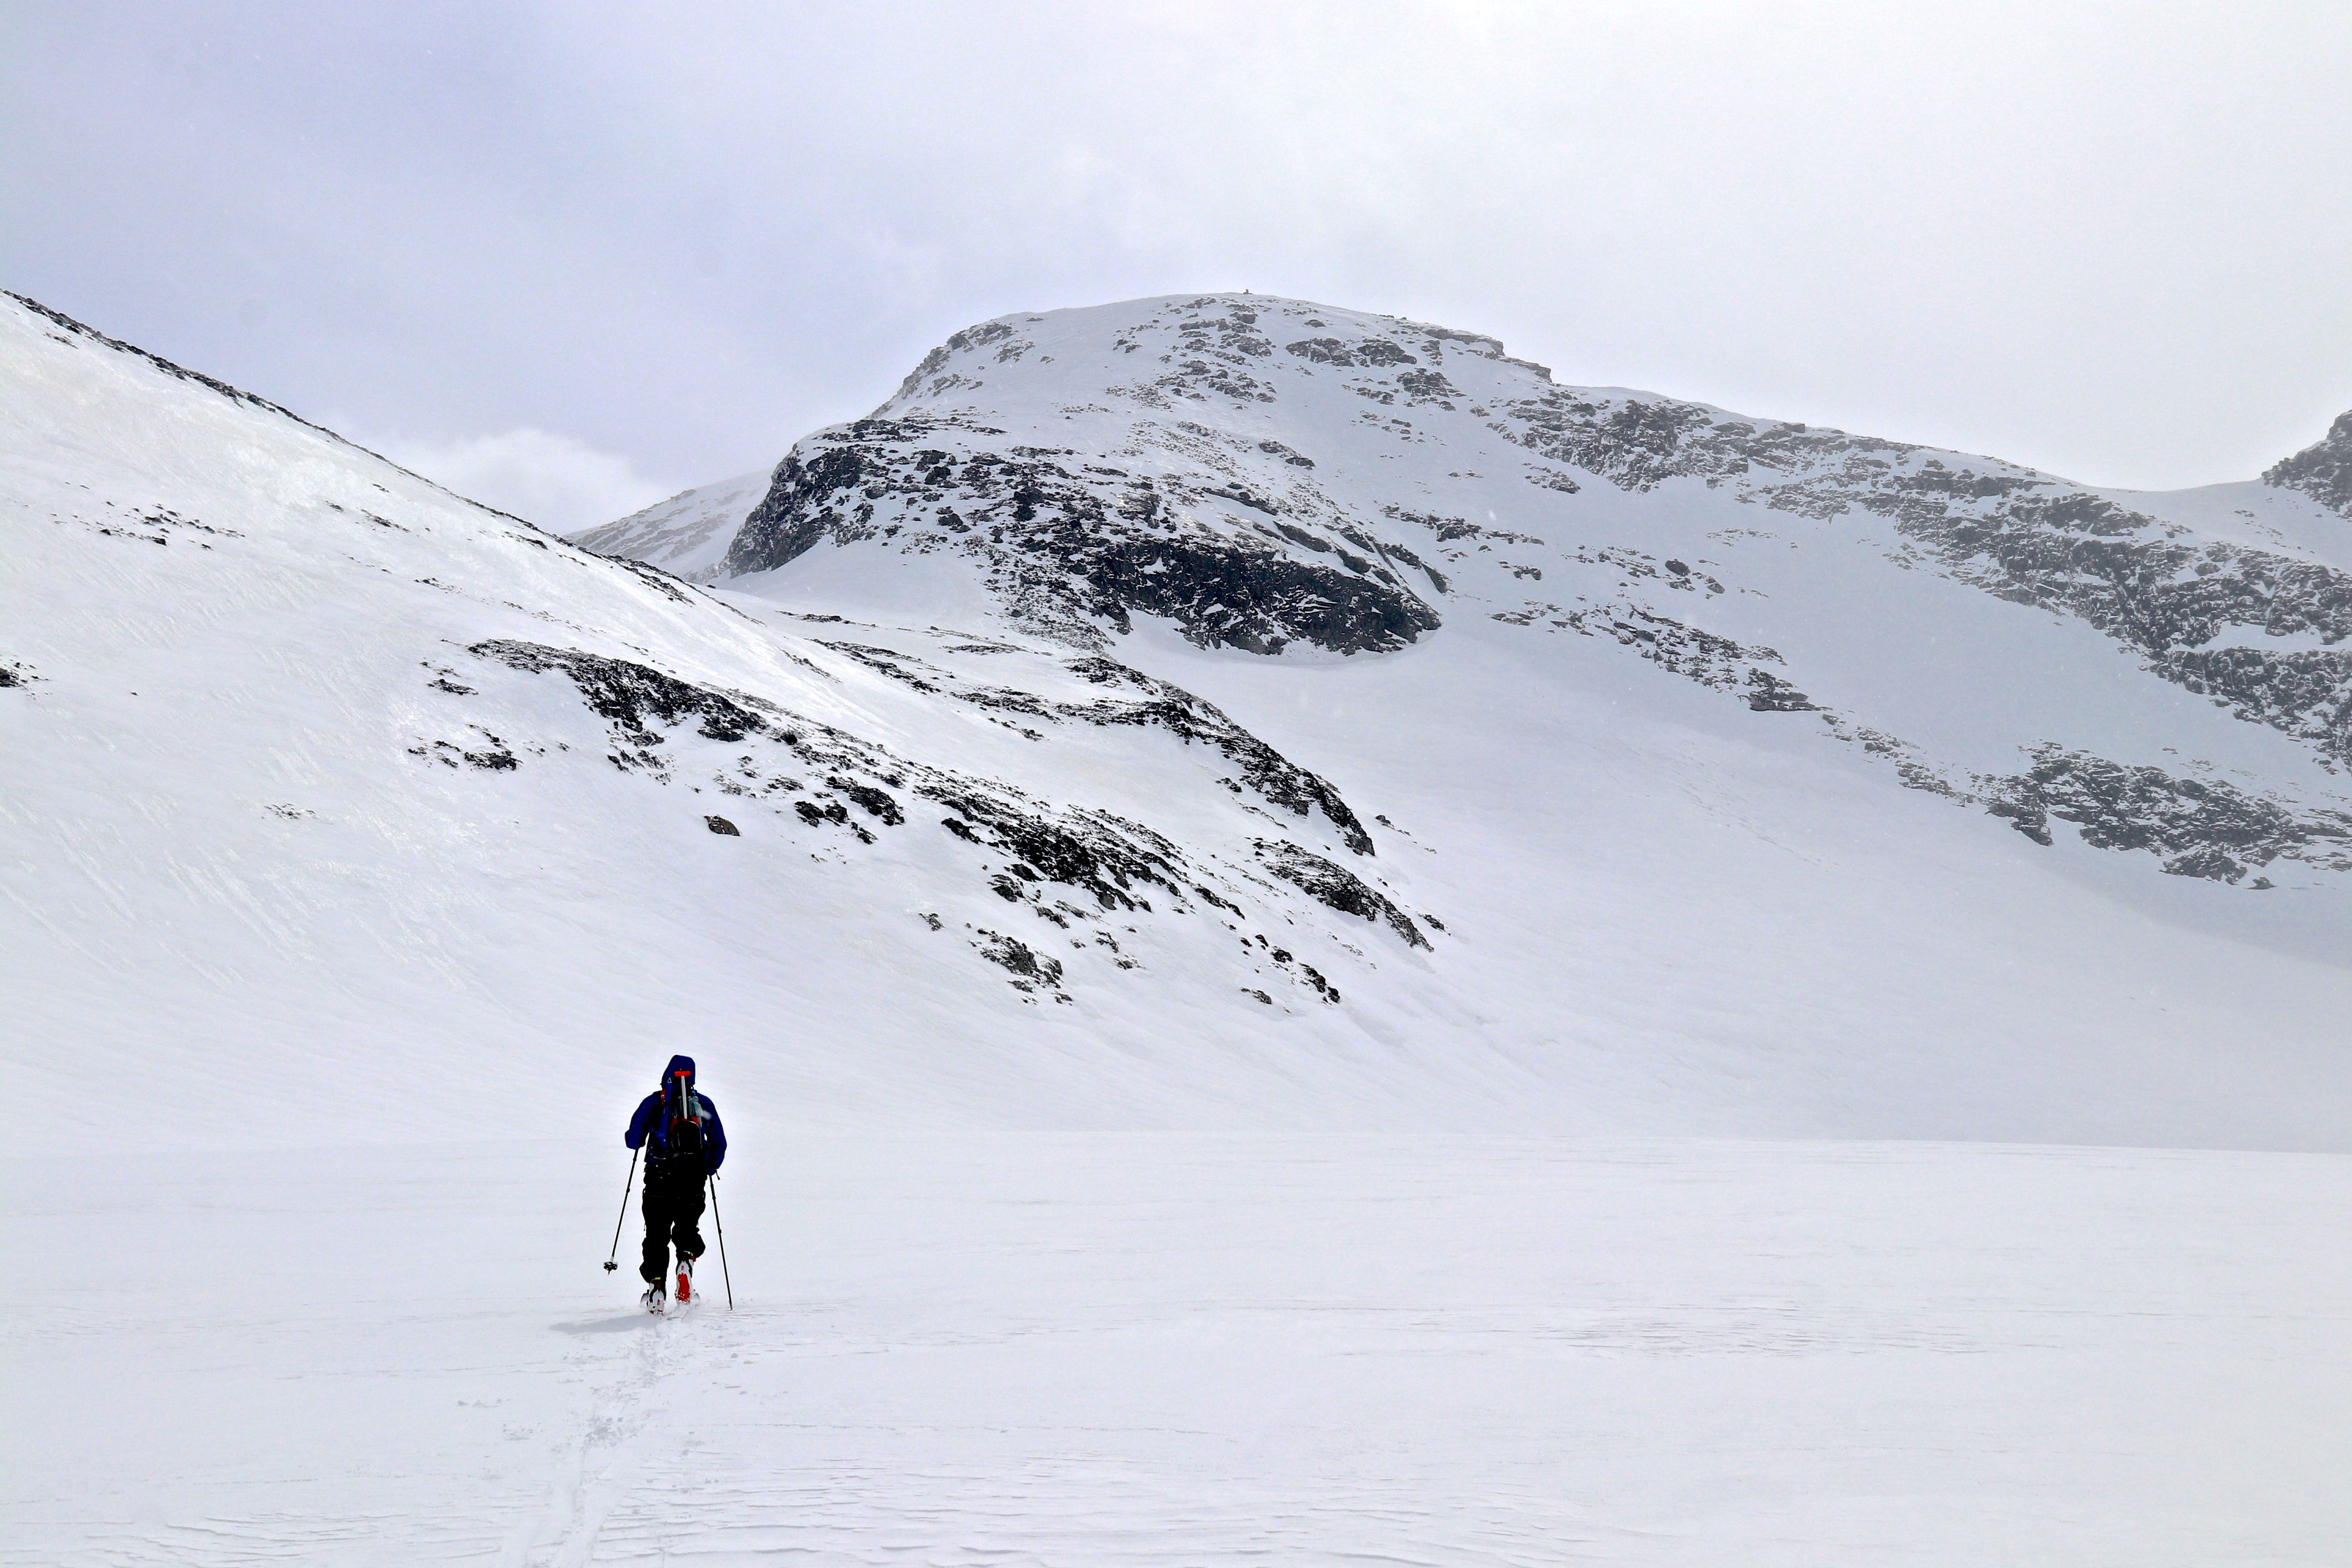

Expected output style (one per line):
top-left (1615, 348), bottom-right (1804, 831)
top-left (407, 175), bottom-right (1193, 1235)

top-left (626, 1054), bottom-right (726, 1172)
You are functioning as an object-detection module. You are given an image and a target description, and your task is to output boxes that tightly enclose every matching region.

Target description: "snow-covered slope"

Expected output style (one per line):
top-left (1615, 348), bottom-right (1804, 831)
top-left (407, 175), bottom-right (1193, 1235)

top-left (0, 294), bottom-right (1473, 1153)
top-left (573, 468), bottom-right (770, 582)
top-left (14, 292), bottom-right (2352, 1566)
top-left (11, 288), bottom-right (2352, 1158)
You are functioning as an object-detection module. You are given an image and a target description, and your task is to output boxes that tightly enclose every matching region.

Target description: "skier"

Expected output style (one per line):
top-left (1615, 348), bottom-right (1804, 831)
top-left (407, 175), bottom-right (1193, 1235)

top-left (625, 1054), bottom-right (727, 1311)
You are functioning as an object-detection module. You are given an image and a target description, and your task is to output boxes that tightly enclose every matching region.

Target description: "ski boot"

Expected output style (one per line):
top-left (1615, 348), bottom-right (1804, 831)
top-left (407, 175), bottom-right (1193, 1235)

top-left (641, 1277), bottom-right (666, 1314)
top-left (675, 1254), bottom-right (694, 1305)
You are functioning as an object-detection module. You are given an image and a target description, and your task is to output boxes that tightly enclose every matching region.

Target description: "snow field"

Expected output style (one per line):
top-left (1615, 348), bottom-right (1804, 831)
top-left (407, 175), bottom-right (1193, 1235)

top-left (8, 1135), bottom-right (2350, 1565)
top-left (13, 287), bottom-right (2352, 1565)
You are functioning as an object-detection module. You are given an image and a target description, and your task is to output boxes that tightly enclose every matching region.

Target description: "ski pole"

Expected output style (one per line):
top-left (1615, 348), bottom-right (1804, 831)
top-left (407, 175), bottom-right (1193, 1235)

top-left (708, 1172), bottom-right (734, 1309)
top-left (603, 1147), bottom-right (638, 1273)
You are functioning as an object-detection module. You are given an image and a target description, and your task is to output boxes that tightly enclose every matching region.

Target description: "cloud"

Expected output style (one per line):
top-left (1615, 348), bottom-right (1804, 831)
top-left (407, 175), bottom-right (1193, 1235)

top-left (7, 4), bottom-right (2350, 490)
top-left (373, 428), bottom-right (671, 532)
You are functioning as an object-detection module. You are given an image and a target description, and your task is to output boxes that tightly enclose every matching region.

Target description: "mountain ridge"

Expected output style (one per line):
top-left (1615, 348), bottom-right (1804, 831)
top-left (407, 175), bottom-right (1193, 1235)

top-left (12, 287), bottom-right (2352, 1157)
top-left (593, 292), bottom-right (2352, 892)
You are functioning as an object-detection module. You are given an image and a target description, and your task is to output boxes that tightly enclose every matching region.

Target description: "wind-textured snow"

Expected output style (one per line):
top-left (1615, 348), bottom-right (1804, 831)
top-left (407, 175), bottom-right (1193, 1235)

top-left (15, 1136), bottom-right (2352, 1566)
top-left (8, 289), bottom-right (2352, 1563)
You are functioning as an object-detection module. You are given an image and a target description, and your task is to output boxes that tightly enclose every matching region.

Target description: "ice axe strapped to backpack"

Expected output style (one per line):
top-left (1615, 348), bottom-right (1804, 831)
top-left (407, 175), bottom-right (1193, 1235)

top-left (661, 1067), bottom-right (708, 1165)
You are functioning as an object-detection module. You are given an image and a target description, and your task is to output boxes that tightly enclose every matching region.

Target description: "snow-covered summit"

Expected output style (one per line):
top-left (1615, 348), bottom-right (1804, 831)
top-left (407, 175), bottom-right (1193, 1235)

top-left (609, 293), bottom-right (2352, 896)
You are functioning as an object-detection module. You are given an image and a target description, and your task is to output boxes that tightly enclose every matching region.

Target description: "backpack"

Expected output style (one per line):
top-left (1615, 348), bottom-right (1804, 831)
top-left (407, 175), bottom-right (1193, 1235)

top-left (661, 1070), bottom-right (708, 1164)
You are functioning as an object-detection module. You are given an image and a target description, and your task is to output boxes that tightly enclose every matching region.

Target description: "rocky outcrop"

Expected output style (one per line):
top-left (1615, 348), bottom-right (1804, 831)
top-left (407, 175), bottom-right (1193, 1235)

top-left (1483, 379), bottom-right (2352, 767)
top-left (1979, 746), bottom-right (2352, 884)
top-left (2264, 410), bottom-right (2352, 518)
top-left (451, 636), bottom-right (1387, 1001)
top-left (809, 636), bottom-right (1374, 854)
top-left (724, 416), bottom-right (1441, 656)
top-left (1254, 840), bottom-right (1428, 948)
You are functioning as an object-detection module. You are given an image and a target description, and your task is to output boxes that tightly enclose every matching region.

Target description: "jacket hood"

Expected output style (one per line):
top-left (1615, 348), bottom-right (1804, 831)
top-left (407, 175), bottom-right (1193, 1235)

top-left (662, 1054), bottom-right (696, 1089)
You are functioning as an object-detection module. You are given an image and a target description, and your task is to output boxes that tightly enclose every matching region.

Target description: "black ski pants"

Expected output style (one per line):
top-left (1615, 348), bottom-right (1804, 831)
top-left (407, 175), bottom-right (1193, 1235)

top-left (639, 1160), bottom-right (707, 1283)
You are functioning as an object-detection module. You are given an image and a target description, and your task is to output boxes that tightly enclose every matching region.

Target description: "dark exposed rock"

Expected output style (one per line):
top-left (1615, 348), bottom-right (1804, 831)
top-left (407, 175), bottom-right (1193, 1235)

top-left (1804, 714), bottom-right (2352, 886)
top-left (722, 420), bottom-right (1440, 656)
top-left (1744, 670), bottom-right (1817, 711)
top-left (892, 321), bottom-right (1019, 401)
top-left (2264, 410), bottom-right (2352, 518)
top-left (1985, 798), bottom-right (2054, 846)
top-left (1285, 338), bottom-right (1356, 365)
top-left (818, 637), bottom-right (1372, 854)
top-left (1387, 507), bottom-right (1546, 549)
top-left (409, 730), bottom-right (518, 771)
top-left (706, 305), bottom-right (2352, 815)
top-left (1396, 368), bottom-right (1458, 402)
top-left (706, 815), bottom-right (740, 835)
top-left (971, 928), bottom-right (1065, 995)
top-left (2153, 645), bottom-right (2352, 762)
top-left (1481, 382), bottom-right (2352, 769)
top-left (471, 639), bottom-right (768, 748)
top-left (2160, 844), bottom-right (2250, 882)
top-left (1979, 745), bottom-right (2352, 881)
top-left (1502, 597), bottom-right (1809, 710)
top-left (725, 420), bottom-right (947, 577)
top-left (1893, 492), bottom-right (2352, 653)
top-left (1503, 395), bottom-right (1780, 492)
top-left (1057, 656), bottom-right (1375, 854)
top-left (831, 778), bottom-right (905, 825)
top-left (821, 640), bottom-right (946, 693)
top-left (926, 788), bottom-right (1180, 910)
top-left (1255, 840), bottom-right (1428, 948)
top-left (592, 298), bottom-right (2352, 904)
top-left (471, 642), bottom-right (906, 856)
top-left (463, 734), bottom-right (518, 770)
top-left (1883, 496), bottom-right (2352, 766)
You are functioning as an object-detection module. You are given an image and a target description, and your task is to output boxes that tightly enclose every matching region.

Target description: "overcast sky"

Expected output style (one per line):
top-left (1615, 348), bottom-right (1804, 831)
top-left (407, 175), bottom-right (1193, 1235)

top-left (6, 2), bottom-right (2349, 528)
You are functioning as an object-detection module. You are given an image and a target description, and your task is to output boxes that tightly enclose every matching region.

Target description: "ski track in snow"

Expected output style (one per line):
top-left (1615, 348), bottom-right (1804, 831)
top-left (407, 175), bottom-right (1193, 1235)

top-left (8, 1136), bottom-right (2352, 1565)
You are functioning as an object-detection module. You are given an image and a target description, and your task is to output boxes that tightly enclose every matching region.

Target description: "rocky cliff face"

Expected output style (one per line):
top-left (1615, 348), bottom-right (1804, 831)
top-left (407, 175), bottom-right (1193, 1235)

top-left (614, 293), bottom-right (2352, 894)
